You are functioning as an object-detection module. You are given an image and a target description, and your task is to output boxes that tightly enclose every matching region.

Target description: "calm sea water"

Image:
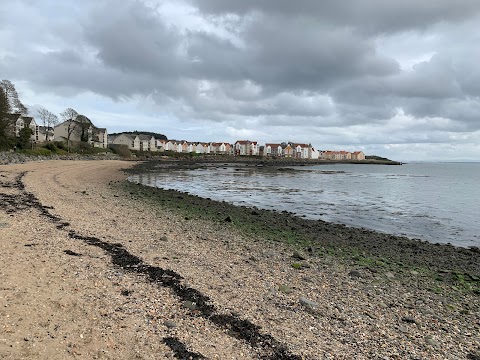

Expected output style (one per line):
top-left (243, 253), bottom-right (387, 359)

top-left (129, 162), bottom-right (480, 248)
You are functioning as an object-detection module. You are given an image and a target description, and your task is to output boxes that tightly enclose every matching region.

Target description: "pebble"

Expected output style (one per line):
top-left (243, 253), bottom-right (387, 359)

top-left (159, 236), bottom-right (168, 242)
top-left (183, 301), bottom-right (197, 311)
top-left (425, 336), bottom-right (440, 348)
top-left (278, 285), bottom-right (293, 294)
top-left (292, 250), bottom-right (306, 260)
top-left (402, 316), bottom-right (416, 324)
top-left (385, 272), bottom-right (395, 279)
top-left (0, 223), bottom-right (9, 228)
top-left (398, 325), bottom-right (408, 333)
top-left (299, 297), bottom-right (319, 309)
top-left (164, 320), bottom-right (177, 329)
top-left (349, 270), bottom-right (362, 278)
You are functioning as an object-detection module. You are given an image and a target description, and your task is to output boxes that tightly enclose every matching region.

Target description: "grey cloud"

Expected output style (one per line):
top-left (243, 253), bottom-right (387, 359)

top-left (190, 0), bottom-right (480, 34)
top-left (84, 2), bottom-right (183, 77)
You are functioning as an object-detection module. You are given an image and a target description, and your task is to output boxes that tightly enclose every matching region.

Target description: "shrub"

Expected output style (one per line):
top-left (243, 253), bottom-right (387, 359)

top-left (44, 142), bottom-right (58, 152)
top-left (54, 141), bottom-right (66, 150)
top-left (109, 144), bottom-right (132, 158)
top-left (19, 148), bottom-right (52, 156)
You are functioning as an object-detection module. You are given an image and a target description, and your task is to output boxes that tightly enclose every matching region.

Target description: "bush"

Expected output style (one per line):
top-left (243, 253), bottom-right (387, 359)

top-left (44, 142), bottom-right (58, 152)
top-left (19, 148), bottom-right (52, 156)
top-left (54, 141), bottom-right (66, 150)
top-left (109, 144), bottom-right (132, 158)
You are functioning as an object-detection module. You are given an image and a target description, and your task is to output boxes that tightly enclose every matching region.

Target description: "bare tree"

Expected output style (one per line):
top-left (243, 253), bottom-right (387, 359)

top-left (60, 107), bottom-right (79, 152)
top-left (37, 107), bottom-right (59, 142)
top-left (0, 80), bottom-right (28, 115)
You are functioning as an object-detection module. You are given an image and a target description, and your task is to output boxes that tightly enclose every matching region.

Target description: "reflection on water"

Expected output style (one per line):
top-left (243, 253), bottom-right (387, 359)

top-left (129, 163), bottom-right (480, 247)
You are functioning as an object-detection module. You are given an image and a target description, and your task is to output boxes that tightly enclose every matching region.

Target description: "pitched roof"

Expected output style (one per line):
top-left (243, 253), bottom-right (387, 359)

top-left (138, 134), bottom-right (153, 141)
top-left (265, 143), bottom-right (282, 147)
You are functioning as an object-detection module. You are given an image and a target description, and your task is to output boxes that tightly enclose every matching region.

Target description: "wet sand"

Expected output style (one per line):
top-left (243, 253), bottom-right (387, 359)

top-left (0, 160), bottom-right (478, 359)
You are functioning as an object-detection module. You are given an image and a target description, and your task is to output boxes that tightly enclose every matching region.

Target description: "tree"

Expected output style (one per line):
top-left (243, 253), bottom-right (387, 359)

top-left (37, 106), bottom-right (59, 142)
top-left (60, 107), bottom-right (79, 152)
top-left (0, 86), bottom-right (15, 151)
top-left (0, 80), bottom-right (28, 115)
top-left (76, 115), bottom-right (93, 143)
top-left (17, 127), bottom-right (33, 150)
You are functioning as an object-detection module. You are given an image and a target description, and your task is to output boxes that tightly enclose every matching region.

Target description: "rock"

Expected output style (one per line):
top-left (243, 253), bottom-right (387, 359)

top-left (410, 270), bottom-right (419, 275)
top-left (278, 285), bottom-right (293, 294)
top-left (299, 297), bottom-right (319, 309)
top-left (292, 250), bottom-right (307, 260)
top-left (0, 223), bottom-right (9, 228)
top-left (349, 270), bottom-right (362, 278)
top-left (385, 272), bottom-right (395, 279)
top-left (159, 236), bottom-right (168, 242)
top-left (467, 351), bottom-right (480, 360)
top-left (224, 216), bottom-right (232, 222)
top-left (164, 320), bottom-right (177, 329)
top-left (425, 336), bottom-right (440, 348)
top-left (398, 325), bottom-right (408, 333)
top-left (402, 316), bottom-right (416, 324)
top-left (183, 301), bottom-right (197, 311)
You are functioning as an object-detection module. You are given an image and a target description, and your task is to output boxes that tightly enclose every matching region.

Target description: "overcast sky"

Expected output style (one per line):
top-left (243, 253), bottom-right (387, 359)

top-left (1, 0), bottom-right (480, 161)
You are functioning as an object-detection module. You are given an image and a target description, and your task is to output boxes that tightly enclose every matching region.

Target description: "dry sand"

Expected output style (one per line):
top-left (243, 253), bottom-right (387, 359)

top-left (0, 160), bottom-right (478, 359)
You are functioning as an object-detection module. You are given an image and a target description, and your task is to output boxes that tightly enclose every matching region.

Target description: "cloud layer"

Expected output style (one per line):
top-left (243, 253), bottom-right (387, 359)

top-left (1, 0), bottom-right (480, 160)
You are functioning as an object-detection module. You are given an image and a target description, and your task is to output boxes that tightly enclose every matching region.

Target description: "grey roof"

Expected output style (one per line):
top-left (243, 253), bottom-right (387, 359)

top-left (137, 134), bottom-right (153, 141)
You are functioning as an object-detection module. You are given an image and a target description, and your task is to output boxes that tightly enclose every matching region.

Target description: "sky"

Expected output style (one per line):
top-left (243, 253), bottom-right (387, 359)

top-left (1, 0), bottom-right (480, 161)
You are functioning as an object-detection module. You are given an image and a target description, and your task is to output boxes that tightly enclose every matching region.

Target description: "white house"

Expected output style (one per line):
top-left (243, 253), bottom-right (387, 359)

top-left (110, 133), bottom-right (141, 151)
top-left (234, 140), bottom-right (258, 156)
top-left (12, 115), bottom-right (37, 142)
top-left (264, 143), bottom-right (283, 157)
top-left (36, 126), bottom-right (54, 143)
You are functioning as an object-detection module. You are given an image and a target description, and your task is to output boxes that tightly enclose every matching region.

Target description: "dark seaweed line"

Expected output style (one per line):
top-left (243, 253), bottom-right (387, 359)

top-left (0, 173), bottom-right (302, 360)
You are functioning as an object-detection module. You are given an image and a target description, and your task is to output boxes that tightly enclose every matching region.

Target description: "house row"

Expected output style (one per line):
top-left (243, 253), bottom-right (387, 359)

top-left (109, 133), bottom-right (238, 154)
top-left (109, 133), bottom-right (366, 160)
top-left (319, 150), bottom-right (365, 160)
top-left (5, 113), bottom-right (108, 148)
top-left (263, 142), bottom-right (317, 159)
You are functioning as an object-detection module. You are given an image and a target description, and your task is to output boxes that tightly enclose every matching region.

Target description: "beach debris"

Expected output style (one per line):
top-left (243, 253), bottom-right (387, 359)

top-left (63, 249), bottom-right (82, 257)
top-left (120, 289), bottom-right (133, 296)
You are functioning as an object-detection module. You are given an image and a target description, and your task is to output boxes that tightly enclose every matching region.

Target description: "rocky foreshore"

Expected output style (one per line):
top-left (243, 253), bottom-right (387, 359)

top-left (0, 160), bottom-right (478, 359)
top-left (0, 151), bottom-right (123, 165)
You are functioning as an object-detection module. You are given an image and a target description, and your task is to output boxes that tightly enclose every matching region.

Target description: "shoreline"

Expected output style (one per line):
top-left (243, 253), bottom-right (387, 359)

top-left (124, 161), bottom-right (480, 285)
top-left (1, 160), bottom-right (479, 359)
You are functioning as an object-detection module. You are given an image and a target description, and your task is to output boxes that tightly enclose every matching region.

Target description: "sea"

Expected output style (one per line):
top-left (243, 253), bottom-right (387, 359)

top-left (128, 162), bottom-right (480, 248)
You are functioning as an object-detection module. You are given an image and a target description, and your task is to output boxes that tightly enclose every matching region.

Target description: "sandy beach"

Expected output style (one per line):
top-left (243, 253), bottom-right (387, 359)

top-left (0, 160), bottom-right (479, 359)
